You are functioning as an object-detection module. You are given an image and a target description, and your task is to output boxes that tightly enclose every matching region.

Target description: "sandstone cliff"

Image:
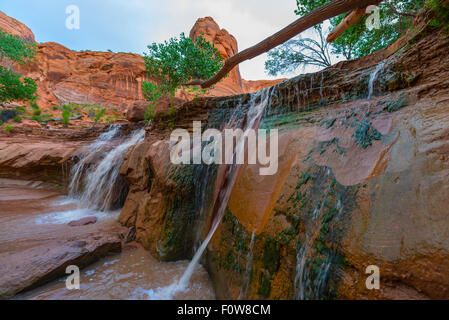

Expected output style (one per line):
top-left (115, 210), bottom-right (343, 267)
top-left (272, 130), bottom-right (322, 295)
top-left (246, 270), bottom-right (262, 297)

top-left (0, 10), bottom-right (34, 42)
top-left (118, 6), bottom-right (449, 300)
top-left (0, 11), bottom-right (283, 114)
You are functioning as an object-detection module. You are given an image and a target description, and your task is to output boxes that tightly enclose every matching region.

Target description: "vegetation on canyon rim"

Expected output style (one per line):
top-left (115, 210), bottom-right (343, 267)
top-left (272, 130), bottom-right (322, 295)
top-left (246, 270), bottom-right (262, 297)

top-left (142, 33), bottom-right (224, 120)
top-left (265, 0), bottom-right (425, 76)
top-left (0, 30), bottom-right (37, 104)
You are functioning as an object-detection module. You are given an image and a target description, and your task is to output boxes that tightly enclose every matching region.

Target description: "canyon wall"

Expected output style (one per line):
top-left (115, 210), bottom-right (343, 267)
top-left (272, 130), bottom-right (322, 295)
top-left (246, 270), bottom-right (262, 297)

top-left (0, 11), bottom-right (282, 113)
top-left (118, 6), bottom-right (449, 300)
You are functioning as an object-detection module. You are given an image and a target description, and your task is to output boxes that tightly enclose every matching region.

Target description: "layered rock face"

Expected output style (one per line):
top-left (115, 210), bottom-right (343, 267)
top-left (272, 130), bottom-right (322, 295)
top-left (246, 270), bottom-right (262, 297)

top-left (119, 8), bottom-right (449, 300)
top-left (11, 42), bottom-right (151, 112)
top-left (190, 17), bottom-right (243, 96)
top-left (0, 11), bottom-right (282, 115)
top-left (190, 17), bottom-right (284, 97)
top-left (0, 10), bottom-right (34, 41)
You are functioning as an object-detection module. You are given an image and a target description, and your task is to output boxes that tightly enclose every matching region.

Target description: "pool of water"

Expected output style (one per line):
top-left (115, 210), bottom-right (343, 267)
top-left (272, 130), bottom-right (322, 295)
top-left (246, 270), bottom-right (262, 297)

top-left (0, 185), bottom-right (215, 300)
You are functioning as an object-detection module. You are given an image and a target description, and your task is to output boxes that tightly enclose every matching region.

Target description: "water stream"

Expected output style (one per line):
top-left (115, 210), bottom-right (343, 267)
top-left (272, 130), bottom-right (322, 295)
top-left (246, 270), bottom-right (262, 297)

top-left (3, 124), bottom-right (214, 300)
top-left (368, 62), bottom-right (385, 100)
top-left (69, 125), bottom-right (145, 211)
top-left (147, 88), bottom-right (272, 299)
top-left (239, 232), bottom-right (256, 299)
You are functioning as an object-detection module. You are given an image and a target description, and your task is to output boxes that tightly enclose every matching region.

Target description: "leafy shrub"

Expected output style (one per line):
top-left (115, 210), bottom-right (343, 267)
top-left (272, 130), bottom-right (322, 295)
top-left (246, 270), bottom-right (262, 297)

top-left (15, 106), bottom-right (26, 114)
top-left (13, 115), bottom-right (22, 123)
top-left (0, 31), bottom-right (37, 103)
top-left (142, 32), bottom-right (224, 104)
top-left (144, 103), bottom-right (155, 121)
top-left (61, 109), bottom-right (70, 127)
top-left (93, 107), bottom-right (106, 123)
top-left (4, 125), bottom-right (14, 132)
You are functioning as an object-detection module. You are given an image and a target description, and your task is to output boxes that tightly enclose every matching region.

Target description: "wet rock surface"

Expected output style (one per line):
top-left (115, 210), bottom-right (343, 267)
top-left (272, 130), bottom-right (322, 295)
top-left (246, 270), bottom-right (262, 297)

top-left (0, 188), bottom-right (125, 299)
top-left (1, 4), bottom-right (449, 301)
top-left (68, 216), bottom-right (98, 227)
top-left (118, 9), bottom-right (449, 300)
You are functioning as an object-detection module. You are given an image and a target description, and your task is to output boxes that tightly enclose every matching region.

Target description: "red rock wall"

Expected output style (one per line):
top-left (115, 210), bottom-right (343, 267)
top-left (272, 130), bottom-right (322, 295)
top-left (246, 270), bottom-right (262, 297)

top-left (1, 11), bottom-right (283, 113)
top-left (0, 10), bottom-right (34, 42)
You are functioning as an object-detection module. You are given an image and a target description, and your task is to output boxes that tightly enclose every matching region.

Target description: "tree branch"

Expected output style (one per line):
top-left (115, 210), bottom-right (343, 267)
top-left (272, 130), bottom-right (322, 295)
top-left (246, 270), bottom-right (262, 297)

top-left (190, 0), bottom-right (382, 88)
top-left (327, 8), bottom-right (367, 43)
top-left (385, 2), bottom-right (417, 18)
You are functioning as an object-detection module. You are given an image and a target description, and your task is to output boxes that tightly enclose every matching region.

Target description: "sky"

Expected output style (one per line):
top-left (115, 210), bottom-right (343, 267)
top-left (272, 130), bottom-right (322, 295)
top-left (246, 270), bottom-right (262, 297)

top-left (1, 0), bottom-right (318, 80)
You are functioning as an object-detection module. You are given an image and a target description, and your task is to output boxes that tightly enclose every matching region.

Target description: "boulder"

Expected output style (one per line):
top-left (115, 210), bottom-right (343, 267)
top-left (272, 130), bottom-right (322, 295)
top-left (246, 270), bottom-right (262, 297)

top-left (126, 97), bottom-right (186, 122)
top-left (68, 216), bottom-right (98, 227)
top-left (126, 101), bottom-right (149, 122)
top-left (0, 234), bottom-right (121, 298)
top-left (20, 120), bottom-right (42, 129)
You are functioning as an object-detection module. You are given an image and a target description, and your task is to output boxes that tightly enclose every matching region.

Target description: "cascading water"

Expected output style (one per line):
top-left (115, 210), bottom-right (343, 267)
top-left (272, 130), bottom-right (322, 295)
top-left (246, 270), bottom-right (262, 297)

top-left (68, 125), bottom-right (145, 214)
top-left (239, 232), bottom-right (255, 299)
top-left (294, 235), bottom-right (309, 300)
top-left (69, 126), bottom-right (145, 211)
top-left (35, 125), bottom-right (145, 225)
top-left (294, 168), bottom-right (342, 300)
top-left (147, 88), bottom-right (272, 300)
top-left (367, 62), bottom-right (385, 100)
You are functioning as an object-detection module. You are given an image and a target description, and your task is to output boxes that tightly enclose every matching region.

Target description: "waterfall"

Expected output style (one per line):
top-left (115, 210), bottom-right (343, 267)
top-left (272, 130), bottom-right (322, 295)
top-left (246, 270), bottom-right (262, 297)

top-left (147, 88), bottom-right (272, 299)
top-left (294, 236), bottom-right (309, 300)
top-left (294, 168), bottom-right (339, 300)
top-left (69, 125), bottom-right (145, 211)
top-left (367, 62), bottom-right (385, 100)
top-left (239, 232), bottom-right (256, 299)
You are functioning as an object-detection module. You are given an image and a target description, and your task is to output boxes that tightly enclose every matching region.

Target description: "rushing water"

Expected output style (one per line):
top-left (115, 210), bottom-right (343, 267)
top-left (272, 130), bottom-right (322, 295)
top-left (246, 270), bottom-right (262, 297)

top-left (368, 62), bottom-right (385, 100)
top-left (34, 125), bottom-right (145, 225)
top-left (239, 232), bottom-right (256, 299)
top-left (294, 168), bottom-right (342, 300)
top-left (69, 125), bottom-right (145, 211)
top-left (147, 88), bottom-right (272, 299)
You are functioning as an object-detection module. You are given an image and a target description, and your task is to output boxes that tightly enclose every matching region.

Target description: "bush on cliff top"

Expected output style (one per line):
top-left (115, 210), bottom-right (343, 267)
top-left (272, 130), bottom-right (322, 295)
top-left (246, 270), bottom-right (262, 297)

top-left (142, 33), bottom-right (224, 107)
top-left (0, 30), bottom-right (37, 104)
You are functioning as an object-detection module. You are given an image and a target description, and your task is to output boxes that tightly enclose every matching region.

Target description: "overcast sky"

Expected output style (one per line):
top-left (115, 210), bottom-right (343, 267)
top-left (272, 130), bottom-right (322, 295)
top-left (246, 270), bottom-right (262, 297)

top-left (1, 0), bottom-right (313, 80)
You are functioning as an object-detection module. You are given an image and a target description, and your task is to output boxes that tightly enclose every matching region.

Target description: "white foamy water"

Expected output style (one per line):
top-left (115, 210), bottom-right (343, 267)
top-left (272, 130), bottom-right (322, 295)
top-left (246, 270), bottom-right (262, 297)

top-left (147, 88), bottom-right (272, 300)
top-left (35, 208), bottom-right (120, 225)
top-left (35, 126), bottom-right (145, 225)
top-left (368, 62), bottom-right (385, 100)
top-left (69, 126), bottom-right (145, 211)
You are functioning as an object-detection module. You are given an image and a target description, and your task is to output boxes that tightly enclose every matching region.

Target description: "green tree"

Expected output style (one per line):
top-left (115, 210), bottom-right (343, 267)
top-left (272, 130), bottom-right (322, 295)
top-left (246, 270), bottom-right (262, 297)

top-left (0, 30), bottom-right (37, 103)
top-left (297, 0), bottom-right (425, 59)
top-left (142, 33), bottom-right (224, 105)
top-left (266, 0), bottom-right (425, 76)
